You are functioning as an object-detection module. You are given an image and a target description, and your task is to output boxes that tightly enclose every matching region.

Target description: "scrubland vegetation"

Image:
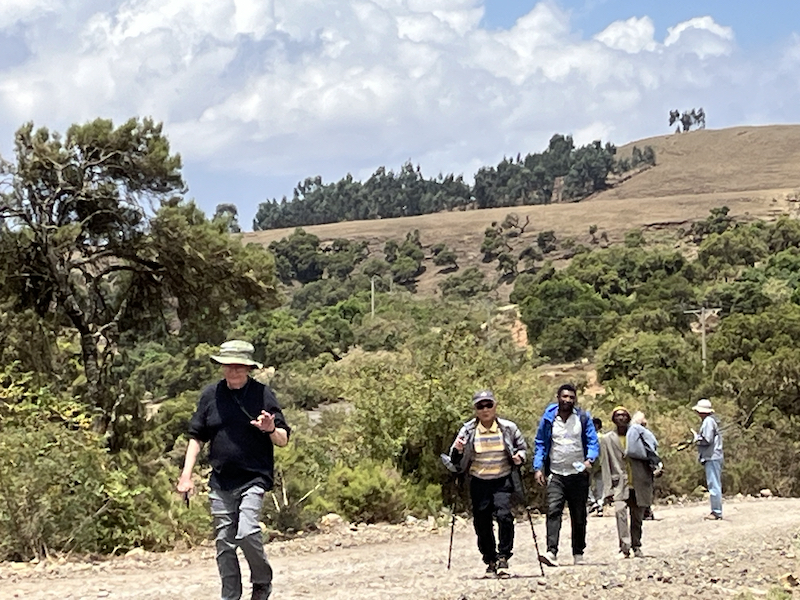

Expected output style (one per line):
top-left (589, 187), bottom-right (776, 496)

top-left (1, 118), bottom-right (798, 563)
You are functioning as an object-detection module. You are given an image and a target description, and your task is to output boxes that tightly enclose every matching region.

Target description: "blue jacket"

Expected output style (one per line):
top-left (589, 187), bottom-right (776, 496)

top-left (532, 403), bottom-right (600, 474)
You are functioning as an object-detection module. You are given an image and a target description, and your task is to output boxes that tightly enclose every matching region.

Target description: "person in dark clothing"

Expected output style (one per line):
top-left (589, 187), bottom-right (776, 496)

top-left (177, 340), bottom-right (290, 600)
top-left (532, 384), bottom-right (600, 567)
top-left (600, 406), bottom-right (655, 559)
top-left (447, 390), bottom-right (527, 576)
top-left (587, 417), bottom-right (605, 517)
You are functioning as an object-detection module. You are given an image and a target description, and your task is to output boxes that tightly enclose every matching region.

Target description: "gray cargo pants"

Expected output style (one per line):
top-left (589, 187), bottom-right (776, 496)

top-left (210, 484), bottom-right (272, 600)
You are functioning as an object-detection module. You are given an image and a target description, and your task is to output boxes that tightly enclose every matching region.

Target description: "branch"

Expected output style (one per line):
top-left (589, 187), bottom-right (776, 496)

top-left (71, 249), bottom-right (125, 268)
top-left (63, 499), bottom-right (114, 554)
top-left (83, 149), bottom-right (125, 170)
top-left (95, 263), bottom-right (151, 279)
top-left (294, 484), bottom-right (322, 507)
top-left (742, 397), bottom-right (769, 429)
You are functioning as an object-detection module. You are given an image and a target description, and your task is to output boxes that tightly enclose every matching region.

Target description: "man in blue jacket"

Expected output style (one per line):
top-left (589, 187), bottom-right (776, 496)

top-left (533, 384), bottom-right (600, 567)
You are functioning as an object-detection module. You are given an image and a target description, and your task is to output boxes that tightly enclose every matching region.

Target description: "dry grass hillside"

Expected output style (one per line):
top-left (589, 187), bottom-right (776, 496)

top-left (606, 124), bottom-right (800, 199)
top-left (244, 125), bottom-right (800, 296)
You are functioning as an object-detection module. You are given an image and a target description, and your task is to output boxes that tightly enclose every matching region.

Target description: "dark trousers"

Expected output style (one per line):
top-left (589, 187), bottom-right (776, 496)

top-left (615, 488), bottom-right (645, 553)
top-left (470, 474), bottom-right (515, 564)
top-left (545, 472), bottom-right (590, 556)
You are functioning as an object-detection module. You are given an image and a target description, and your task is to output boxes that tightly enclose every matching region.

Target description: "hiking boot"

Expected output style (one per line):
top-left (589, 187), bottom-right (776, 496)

top-left (632, 548), bottom-right (644, 558)
top-left (573, 553), bottom-right (584, 565)
top-left (496, 557), bottom-right (509, 571)
top-left (485, 561), bottom-right (497, 576)
top-left (251, 583), bottom-right (271, 600)
top-left (539, 550), bottom-right (559, 567)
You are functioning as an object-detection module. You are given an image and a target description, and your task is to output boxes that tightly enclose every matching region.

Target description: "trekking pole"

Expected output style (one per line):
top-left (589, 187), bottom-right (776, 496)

top-left (516, 467), bottom-right (545, 577)
top-left (447, 507), bottom-right (456, 570)
top-left (440, 453), bottom-right (463, 571)
top-left (524, 503), bottom-right (546, 577)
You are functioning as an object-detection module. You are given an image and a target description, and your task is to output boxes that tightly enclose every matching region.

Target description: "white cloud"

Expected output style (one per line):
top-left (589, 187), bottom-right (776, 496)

top-left (574, 121), bottom-right (614, 146)
top-left (665, 16), bottom-right (734, 45)
top-left (664, 16), bottom-right (734, 58)
top-left (0, 0), bottom-right (58, 30)
top-left (0, 1), bottom-right (797, 221)
top-left (396, 12), bottom-right (458, 44)
top-left (781, 33), bottom-right (800, 68)
top-left (595, 16), bottom-right (657, 54)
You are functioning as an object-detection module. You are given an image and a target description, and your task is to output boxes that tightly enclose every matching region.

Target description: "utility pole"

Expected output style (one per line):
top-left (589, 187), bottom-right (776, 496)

top-left (371, 275), bottom-right (379, 318)
top-left (684, 306), bottom-right (721, 371)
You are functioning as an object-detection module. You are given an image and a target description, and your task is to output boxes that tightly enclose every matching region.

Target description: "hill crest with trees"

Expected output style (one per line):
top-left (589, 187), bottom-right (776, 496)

top-left (251, 134), bottom-right (656, 231)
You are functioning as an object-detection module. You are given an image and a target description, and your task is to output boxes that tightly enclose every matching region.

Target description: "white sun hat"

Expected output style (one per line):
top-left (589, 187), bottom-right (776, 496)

top-left (210, 340), bottom-right (263, 369)
top-left (691, 398), bottom-right (714, 414)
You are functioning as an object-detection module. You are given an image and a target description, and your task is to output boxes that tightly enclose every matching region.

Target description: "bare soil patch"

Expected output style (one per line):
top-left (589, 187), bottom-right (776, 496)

top-left (4, 497), bottom-right (799, 599)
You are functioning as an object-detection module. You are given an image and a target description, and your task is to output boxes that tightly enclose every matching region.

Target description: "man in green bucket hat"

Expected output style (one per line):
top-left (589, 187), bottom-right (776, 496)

top-left (178, 340), bottom-right (290, 600)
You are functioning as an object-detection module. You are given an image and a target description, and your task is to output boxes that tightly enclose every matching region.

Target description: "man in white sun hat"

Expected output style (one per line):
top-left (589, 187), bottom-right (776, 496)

top-left (691, 398), bottom-right (723, 520)
top-left (178, 340), bottom-right (290, 600)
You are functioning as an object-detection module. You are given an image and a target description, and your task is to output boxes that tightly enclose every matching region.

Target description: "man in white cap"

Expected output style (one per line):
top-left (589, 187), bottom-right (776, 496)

top-left (448, 390), bottom-right (526, 576)
top-left (178, 340), bottom-right (290, 600)
top-left (692, 398), bottom-right (723, 520)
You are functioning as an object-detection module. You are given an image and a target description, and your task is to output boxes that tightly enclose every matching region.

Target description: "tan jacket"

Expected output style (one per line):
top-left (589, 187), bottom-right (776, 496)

top-left (600, 431), bottom-right (654, 507)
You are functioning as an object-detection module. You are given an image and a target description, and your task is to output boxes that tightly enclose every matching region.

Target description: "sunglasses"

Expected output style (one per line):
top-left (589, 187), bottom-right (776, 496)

top-left (475, 401), bottom-right (495, 410)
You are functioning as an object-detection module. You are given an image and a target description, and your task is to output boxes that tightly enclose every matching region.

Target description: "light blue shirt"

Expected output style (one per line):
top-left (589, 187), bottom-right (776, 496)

top-left (695, 415), bottom-right (723, 463)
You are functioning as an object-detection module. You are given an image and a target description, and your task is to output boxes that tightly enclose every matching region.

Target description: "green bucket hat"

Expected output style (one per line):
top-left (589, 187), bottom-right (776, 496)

top-left (210, 340), bottom-right (263, 369)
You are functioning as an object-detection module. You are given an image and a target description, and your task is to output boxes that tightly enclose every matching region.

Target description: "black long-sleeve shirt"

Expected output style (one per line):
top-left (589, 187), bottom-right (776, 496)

top-left (188, 378), bottom-right (290, 491)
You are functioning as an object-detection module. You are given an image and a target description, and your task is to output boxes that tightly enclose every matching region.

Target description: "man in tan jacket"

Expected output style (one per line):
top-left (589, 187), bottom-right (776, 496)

top-left (600, 406), bottom-right (654, 559)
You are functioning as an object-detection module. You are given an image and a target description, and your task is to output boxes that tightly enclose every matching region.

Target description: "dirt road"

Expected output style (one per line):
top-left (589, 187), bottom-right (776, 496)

top-left (3, 497), bottom-right (798, 599)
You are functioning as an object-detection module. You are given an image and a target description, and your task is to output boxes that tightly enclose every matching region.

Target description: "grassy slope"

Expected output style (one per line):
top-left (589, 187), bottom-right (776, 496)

top-left (244, 125), bottom-right (800, 297)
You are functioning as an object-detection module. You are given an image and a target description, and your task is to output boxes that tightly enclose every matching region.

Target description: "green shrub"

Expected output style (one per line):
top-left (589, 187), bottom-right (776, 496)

top-left (596, 330), bottom-right (702, 399)
top-left (0, 421), bottom-right (208, 560)
top-left (624, 229), bottom-right (645, 248)
top-left (146, 390), bottom-right (200, 455)
top-left (0, 422), bottom-right (109, 560)
top-left (323, 325), bottom-right (550, 489)
top-left (309, 460), bottom-right (411, 523)
top-left (270, 370), bottom-right (336, 410)
top-left (353, 315), bottom-right (415, 351)
top-left (404, 481), bottom-right (444, 517)
top-left (257, 408), bottom-right (353, 531)
top-left (438, 267), bottom-right (490, 299)
top-left (95, 460), bottom-right (211, 554)
top-left (722, 414), bottom-right (800, 496)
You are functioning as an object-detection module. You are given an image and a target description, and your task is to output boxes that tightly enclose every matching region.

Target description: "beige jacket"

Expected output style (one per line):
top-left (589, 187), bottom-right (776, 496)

top-left (600, 431), bottom-right (654, 507)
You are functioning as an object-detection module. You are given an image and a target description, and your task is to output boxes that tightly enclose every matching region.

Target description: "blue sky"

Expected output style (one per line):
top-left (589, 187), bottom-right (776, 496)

top-left (483, 1), bottom-right (797, 50)
top-left (0, 1), bottom-right (799, 229)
